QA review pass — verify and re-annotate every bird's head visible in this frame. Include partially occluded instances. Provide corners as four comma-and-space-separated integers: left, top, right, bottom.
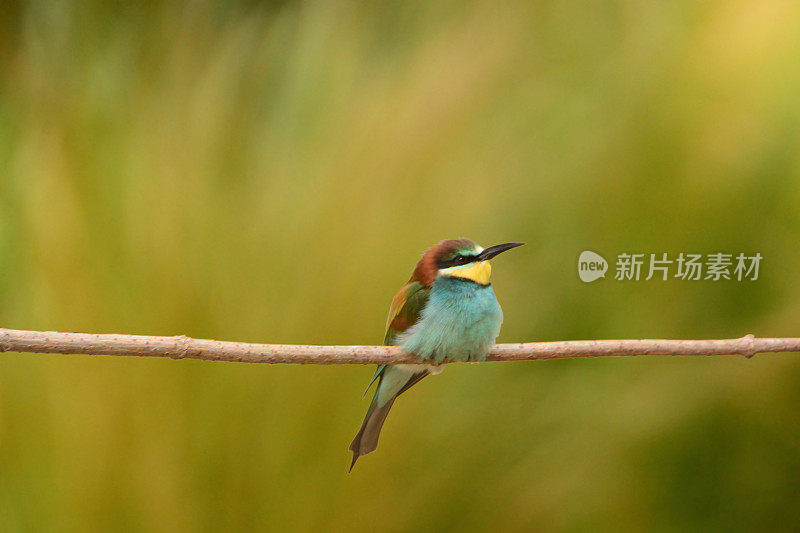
411, 239, 524, 286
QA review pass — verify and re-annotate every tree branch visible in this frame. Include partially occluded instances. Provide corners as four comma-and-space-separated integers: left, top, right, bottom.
0, 328, 797, 365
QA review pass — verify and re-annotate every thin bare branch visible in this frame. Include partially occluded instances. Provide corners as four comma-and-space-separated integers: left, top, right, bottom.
0, 328, 797, 365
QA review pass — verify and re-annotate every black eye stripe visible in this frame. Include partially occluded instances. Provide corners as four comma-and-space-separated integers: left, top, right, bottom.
437, 254, 478, 269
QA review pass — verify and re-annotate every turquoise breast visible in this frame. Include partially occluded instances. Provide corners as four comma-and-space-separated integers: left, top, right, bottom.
398, 275, 503, 363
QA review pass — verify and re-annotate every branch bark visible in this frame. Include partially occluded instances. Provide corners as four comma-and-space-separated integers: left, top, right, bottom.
0, 328, 797, 365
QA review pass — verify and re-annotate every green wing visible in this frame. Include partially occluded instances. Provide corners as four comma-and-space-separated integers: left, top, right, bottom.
383, 281, 430, 346
352, 281, 432, 466
363, 281, 430, 394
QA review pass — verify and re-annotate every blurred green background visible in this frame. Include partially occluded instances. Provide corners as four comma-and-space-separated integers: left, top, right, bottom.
1, 0, 800, 531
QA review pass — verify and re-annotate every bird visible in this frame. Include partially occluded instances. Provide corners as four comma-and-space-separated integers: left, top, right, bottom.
349, 238, 524, 470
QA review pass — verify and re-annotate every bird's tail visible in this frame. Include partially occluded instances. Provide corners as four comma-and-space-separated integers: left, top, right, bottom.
349, 365, 429, 471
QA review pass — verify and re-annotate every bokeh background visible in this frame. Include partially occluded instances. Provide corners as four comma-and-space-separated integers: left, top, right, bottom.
1, 1, 800, 531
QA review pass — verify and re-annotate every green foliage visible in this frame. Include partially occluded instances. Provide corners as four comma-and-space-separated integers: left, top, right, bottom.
1, 1, 800, 530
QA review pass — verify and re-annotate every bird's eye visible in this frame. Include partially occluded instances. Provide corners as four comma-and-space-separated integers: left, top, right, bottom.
454, 255, 466, 264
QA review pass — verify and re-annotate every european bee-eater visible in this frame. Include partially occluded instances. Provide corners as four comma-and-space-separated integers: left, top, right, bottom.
349, 238, 524, 470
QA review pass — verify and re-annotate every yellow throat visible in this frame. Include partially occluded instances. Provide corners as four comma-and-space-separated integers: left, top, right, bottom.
443, 260, 492, 285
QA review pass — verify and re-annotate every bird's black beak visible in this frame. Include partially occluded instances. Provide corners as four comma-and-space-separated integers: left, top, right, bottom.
477, 242, 525, 261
